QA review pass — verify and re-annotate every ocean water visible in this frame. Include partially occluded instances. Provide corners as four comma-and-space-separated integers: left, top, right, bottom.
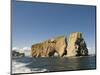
12, 55, 96, 74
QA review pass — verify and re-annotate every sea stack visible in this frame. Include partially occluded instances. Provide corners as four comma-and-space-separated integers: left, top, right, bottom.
67, 32, 88, 56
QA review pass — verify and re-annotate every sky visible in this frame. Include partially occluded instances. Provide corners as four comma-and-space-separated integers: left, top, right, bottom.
12, 0, 96, 54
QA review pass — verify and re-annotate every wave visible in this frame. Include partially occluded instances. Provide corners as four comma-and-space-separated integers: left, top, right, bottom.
12, 60, 48, 74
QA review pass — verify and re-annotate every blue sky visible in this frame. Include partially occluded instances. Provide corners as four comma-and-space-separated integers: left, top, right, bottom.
12, 1, 96, 54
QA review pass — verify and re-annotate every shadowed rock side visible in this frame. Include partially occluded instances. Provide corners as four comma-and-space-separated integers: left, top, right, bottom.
67, 32, 88, 57
31, 36, 67, 57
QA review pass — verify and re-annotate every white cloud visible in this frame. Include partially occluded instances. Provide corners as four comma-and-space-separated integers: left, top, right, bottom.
12, 47, 31, 51
88, 47, 91, 50
12, 47, 19, 50
87, 47, 95, 54
22, 47, 31, 50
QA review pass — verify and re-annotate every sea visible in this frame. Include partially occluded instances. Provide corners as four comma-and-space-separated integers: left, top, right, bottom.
12, 55, 96, 74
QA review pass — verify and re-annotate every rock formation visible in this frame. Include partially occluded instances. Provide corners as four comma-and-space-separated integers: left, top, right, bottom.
67, 32, 88, 56
31, 36, 67, 57
31, 32, 88, 57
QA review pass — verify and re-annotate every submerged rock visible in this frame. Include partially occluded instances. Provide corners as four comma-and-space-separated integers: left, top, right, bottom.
31, 36, 67, 57
67, 32, 88, 56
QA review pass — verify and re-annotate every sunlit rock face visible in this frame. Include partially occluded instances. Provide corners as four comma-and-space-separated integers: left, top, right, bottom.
67, 32, 88, 57
31, 36, 67, 57
31, 32, 88, 57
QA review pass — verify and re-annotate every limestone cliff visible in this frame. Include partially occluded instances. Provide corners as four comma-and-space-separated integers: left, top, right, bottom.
31, 32, 88, 57
67, 32, 88, 56
31, 36, 67, 57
